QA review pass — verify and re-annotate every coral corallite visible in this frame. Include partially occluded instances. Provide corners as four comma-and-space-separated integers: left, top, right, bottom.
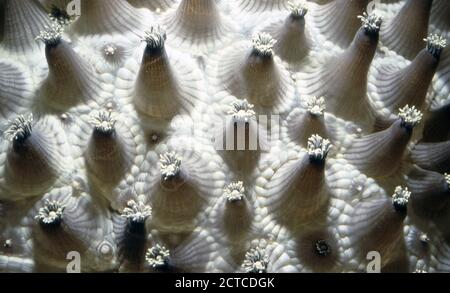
0, 0, 449, 273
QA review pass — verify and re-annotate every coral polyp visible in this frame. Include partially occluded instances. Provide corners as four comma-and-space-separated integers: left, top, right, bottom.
315, 240, 331, 257
242, 247, 269, 273
121, 199, 152, 224
159, 152, 182, 181
90, 110, 117, 134
227, 99, 256, 123
424, 33, 447, 58
4, 114, 33, 143
224, 181, 246, 202
35, 199, 65, 225
398, 105, 423, 129
145, 244, 170, 270
307, 134, 332, 162
251, 32, 277, 57
35, 22, 64, 46
392, 186, 411, 212
306, 96, 326, 116
288, 1, 308, 18
0, 0, 449, 273
358, 12, 382, 35
142, 26, 167, 49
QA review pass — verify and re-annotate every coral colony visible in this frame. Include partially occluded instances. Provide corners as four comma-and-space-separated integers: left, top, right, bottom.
0, 0, 449, 273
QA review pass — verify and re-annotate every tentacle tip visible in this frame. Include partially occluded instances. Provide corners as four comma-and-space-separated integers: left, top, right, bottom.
145, 244, 170, 270
419, 233, 430, 244
242, 247, 268, 273
159, 152, 182, 180
315, 240, 331, 256
35, 199, 66, 225
90, 110, 117, 134
306, 96, 326, 116
227, 99, 256, 123
142, 26, 167, 49
4, 239, 12, 249
252, 32, 277, 57
398, 105, 423, 129
224, 181, 246, 202
424, 33, 447, 58
288, 1, 308, 18
35, 22, 64, 46
358, 12, 382, 35
392, 186, 410, 212
4, 114, 33, 143
104, 45, 117, 57
307, 134, 332, 162
121, 200, 152, 224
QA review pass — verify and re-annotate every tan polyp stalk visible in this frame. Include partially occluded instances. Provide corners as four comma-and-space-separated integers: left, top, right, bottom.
381, 0, 433, 60
71, 0, 144, 35
169, 0, 221, 41
134, 46, 179, 120
288, 110, 327, 146
223, 199, 251, 243
408, 168, 450, 220
86, 130, 129, 187
377, 49, 440, 112
314, 0, 369, 48
275, 13, 310, 65
345, 119, 413, 179
5, 126, 58, 196
307, 27, 378, 126
278, 155, 328, 226
41, 40, 97, 110
354, 198, 406, 264
240, 53, 280, 108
